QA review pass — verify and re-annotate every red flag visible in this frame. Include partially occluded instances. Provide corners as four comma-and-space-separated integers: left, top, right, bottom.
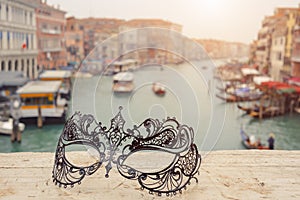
22, 42, 26, 49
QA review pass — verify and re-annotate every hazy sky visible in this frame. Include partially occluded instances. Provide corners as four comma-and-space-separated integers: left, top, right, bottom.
47, 0, 299, 44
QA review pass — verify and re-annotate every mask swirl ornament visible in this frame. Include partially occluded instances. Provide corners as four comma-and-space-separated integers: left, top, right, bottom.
52, 106, 201, 196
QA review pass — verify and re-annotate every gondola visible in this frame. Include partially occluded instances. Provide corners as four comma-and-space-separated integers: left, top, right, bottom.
240, 129, 269, 150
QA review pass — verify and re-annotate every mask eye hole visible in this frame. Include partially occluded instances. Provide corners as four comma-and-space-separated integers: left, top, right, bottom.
64, 144, 102, 167
122, 150, 176, 173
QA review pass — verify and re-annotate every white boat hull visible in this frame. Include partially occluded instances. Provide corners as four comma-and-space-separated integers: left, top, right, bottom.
0, 118, 25, 135
19, 107, 65, 118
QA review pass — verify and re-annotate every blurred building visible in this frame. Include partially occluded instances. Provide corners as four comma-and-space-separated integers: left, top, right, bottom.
65, 17, 124, 65
255, 6, 300, 80
26, 0, 67, 70
270, 17, 287, 81
196, 39, 249, 59
275, 7, 300, 81
292, 23, 300, 78
249, 40, 257, 64
118, 19, 183, 64
255, 16, 277, 74
65, 17, 84, 66
0, 0, 38, 79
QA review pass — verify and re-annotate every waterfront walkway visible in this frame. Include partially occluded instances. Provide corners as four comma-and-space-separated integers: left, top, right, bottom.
0, 151, 299, 199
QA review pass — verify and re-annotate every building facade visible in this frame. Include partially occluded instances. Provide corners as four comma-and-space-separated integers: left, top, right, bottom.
26, 0, 67, 70
255, 16, 277, 74
0, 0, 38, 79
65, 17, 125, 65
270, 17, 287, 81
275, 8, 300, 80
292, 24, 300, 78
254, 6, 300, 79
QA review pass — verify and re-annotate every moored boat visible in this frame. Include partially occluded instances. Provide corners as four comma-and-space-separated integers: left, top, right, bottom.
249, 106, 281, 118
0, 118, 25, 136
16, 81, 67, 123
39, 70, 72, 100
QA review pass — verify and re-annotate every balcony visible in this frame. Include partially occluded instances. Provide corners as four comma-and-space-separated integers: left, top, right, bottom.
41, 29, 62, 35
291, 56, 300, 63
294, 37, 300, 43
42, 47, 63, 52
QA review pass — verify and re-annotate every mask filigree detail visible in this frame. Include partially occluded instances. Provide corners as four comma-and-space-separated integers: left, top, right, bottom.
52, 106, 201, 196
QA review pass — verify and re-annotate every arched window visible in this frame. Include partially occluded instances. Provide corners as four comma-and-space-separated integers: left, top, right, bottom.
15, 60, 18, 71
32, 59, 35, 78
8, 60, 12, 71
1, 61, 5, 71
26, 59, 30, 78
21, 59, 24, 71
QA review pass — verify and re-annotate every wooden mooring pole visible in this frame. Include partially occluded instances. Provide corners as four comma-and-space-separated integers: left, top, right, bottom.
37, 105, 43, 128
11, 118, 21, 143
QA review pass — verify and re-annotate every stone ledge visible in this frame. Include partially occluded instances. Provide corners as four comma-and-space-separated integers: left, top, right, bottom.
0, 150, 299, 199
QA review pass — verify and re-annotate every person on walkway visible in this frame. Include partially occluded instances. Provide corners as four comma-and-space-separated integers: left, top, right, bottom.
268, 133, 275, 150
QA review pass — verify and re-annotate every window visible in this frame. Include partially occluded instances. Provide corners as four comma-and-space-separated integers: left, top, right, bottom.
0, 31, 2, 49
280, 38, 284, 45
30, 12, 33, 25
25, 11, 27, 24
1, 61, 5, 71
8, 60, 12, 71
7, 31, 10, 49
42, 24, 47, 30
6, 5, 9, 20
15, 60, 18, 71
277, 52, 282, 61
31, 34, 34, 49
21, 59, 24, 71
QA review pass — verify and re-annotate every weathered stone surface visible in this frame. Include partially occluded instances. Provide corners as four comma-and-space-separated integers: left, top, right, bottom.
0, 150, 299, 199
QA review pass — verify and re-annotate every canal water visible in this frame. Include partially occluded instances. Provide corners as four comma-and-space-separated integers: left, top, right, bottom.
0, 61, 299, 152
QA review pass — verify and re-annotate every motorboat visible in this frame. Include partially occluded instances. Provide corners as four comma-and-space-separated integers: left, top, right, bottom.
112, 72, 134, 93
152, 82, 166, 96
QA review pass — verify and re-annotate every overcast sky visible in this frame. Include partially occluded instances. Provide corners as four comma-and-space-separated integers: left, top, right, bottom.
47, 0, 299, 44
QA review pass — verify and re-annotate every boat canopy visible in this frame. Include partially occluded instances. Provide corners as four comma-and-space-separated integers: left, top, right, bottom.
17, 81, 62, 94
39, 70, 72, 79
113, 72, 134, 82
241, 68, 260, 76
112, 59, 137, 66
253, 76, 272, 85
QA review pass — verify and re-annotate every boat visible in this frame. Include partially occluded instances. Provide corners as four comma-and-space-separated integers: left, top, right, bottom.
216, 86, 262, 102
0, 118, 25, 136
152, 82, 166, 96
112, 72, 134, 93
237, 104, 263, 114
39, 70, 72, 100
216, 94, 237, 102
16, 81, 67, 123
237, 104, 253, 114
240, 129, 269, 150
249, 106, 281, 118
110, 59, 139, 74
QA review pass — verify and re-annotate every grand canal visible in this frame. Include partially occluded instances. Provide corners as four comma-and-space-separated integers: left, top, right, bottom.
0, 61, 299, 152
